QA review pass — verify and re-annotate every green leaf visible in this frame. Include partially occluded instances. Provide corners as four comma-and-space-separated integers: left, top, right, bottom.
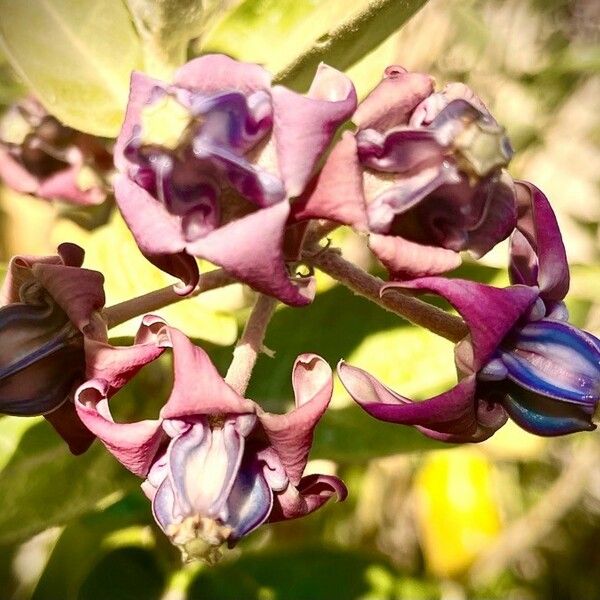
126, 0, 227, 77
0, 0, 142, 137
188, 546, 403, 600
0, 416, 137, 545
274, 0, 429, 90
32, 494, 154, 600
201, 0, 347, 74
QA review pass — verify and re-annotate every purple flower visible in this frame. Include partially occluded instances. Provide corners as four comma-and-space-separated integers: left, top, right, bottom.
76, 319, 346, 562
293, 67, 517, 278
0, 99, 111, 205
114, 54, 356, 300
0, 243, 106, 453
338, 184, 599, 439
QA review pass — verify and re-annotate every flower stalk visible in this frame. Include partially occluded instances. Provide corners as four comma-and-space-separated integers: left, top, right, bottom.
306, 246, 468, 343
103, 269, 237, 329
225, 294, 278, 395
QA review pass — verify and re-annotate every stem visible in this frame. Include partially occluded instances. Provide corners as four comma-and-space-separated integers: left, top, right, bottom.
307, 247, 468, 343
103, 269, 237, 329
224, 294, 278, 395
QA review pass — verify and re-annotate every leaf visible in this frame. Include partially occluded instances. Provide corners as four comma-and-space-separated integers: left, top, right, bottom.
0, 416, 137, 545
126, 0, 227, 77
0, 0, 142, 137
32, 494, 154, 600
201, 0, 358, 75
274, 0, 429, 90
188, 546, 401, 600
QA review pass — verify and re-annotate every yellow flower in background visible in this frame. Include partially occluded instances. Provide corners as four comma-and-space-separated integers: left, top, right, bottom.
413, 447, 502, 579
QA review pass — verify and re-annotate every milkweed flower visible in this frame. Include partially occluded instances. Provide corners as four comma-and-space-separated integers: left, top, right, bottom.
293, 66, 517, 278
0, 99, 111, 205
114, 54, 356, 300
76, 318, 346, 562
338, 184, 599, 439
0, 243, 105, 453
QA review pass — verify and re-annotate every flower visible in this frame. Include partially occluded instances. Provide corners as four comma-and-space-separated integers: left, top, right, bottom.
114, 54, 356, 300
76, 318, 346, 562
293, 67, 517, 278
338, 184, 599, 439
0, 99, 111, 205
0, 243, 106, 453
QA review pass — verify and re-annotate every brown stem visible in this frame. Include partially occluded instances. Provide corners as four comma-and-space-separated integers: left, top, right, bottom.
306, 247, 468, 343
224, 294, 278, 395
103, 269, 237, 329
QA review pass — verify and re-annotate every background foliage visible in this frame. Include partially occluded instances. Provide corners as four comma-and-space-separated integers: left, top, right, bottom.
0, 0, 598, 598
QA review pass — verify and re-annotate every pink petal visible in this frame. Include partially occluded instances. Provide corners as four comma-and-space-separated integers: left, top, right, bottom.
289, 132, 368, 230
186, 201, 312, 306
114, 71, 166, 171
272, 64, 356, 197
259, 354, 333, 485
76, 378, 164, 476
85, 316, 168, 393
32, 263, 105, 335
384, 278, 539, 370
369, 233, 462, 279
161, 327, 255, 419
353, 67, 434, 131
338, 361, 479, 433
173, 54, 271, 95
269, 474, 347, 521
37, 165, 106, 206
114, 175, 199, 295
0, 146, 39, 193
511, 181, 569, 301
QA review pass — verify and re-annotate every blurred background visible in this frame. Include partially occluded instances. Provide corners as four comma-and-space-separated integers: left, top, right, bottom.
0, 0, 598, 598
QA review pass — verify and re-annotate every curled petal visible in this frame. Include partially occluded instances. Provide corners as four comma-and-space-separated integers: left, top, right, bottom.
384, 278, 540, 370
270, 474, 347, 522
0, 146, 39, 194
338, 361, 483, 440
353, 68, 434, 131
510, 181, 569, 301
75, 378, 164, 476
272, 63, 357, 197
186, 201, 312, 306
289, 132, 368, 230
161, 327, 255, 419
259, 354, 333, 485
173, 54, 271, 96
369, 233, 462, 279
32, 264, 105, 336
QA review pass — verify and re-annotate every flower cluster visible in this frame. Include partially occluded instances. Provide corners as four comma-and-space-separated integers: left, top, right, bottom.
0, 55, 597, 561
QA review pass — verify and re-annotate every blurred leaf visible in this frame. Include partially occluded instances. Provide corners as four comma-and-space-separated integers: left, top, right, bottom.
274, 0, 428, 90
201, 0, 357, 74
312, 405, 447, 462
188, 546, 400, 600
78, 547, 165, 600
126, 0, 228, 77
0, 417, 137, 545
52, 212, 242, 345
0, 0, 142, 137
33, 494, 153, 600
413, 448, 502, 578
202, 0, 428, 91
